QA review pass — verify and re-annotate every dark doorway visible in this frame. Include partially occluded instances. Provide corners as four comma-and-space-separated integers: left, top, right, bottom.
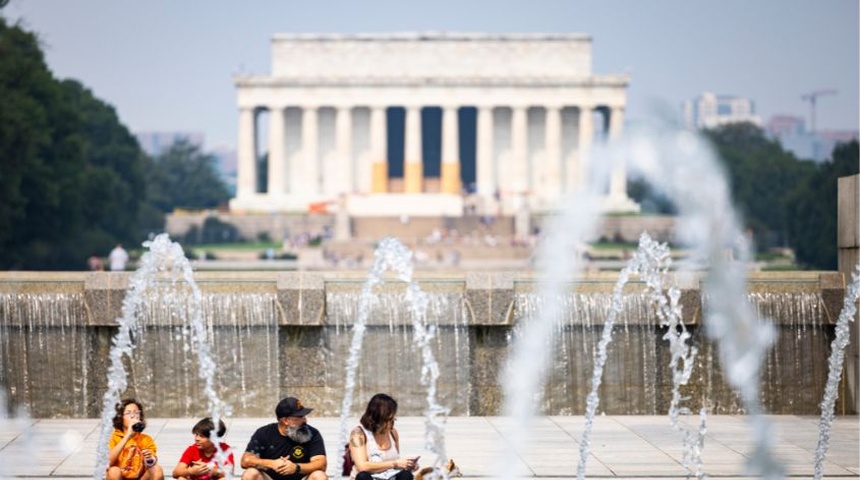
458, 107, 477, 192
386, 106, 405, 178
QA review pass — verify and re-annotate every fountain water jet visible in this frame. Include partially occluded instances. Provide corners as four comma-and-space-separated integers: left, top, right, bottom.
337, 238, 450, 477
576, 232, 705, 480
93, 234, 230, 479
813, 262, 860, 480
501, 121, 782, 479
635, 234, 705, 479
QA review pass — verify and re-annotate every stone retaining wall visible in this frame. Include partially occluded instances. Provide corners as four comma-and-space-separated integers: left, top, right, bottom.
0, 271, 850, 418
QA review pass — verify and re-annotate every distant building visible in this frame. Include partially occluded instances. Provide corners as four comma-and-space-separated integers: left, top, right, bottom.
683, 92, 761, 130
136, 131, 205, 157
231, 32, 638, 216
767, 115, 806, 137
765, 114, 858, 162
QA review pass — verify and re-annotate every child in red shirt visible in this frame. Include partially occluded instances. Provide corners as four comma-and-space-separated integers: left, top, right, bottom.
173, 417, 234, 480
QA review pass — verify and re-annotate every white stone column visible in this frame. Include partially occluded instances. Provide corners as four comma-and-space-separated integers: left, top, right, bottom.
511, 106, 528, 194
476, 106, 495, 197
404, 106, 423, 193
575, 105, 594, 193
608, 106, 626, 198
267, 106, 286, 196
544, 105, 562, 198
336, 106, 353, 194
370, 106, 388, 193
236, 107, 257, 199
300, 106, 319, 197
441, 106, 460, 194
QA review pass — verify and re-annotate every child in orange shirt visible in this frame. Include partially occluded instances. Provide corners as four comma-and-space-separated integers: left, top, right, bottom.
107, 398, 164, 480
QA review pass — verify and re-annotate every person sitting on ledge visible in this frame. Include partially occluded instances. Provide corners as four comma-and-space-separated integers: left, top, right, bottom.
106, 398, 165, 480
173, 417, 234, 480
348, 393, 419, 480
240, 396, 328, 480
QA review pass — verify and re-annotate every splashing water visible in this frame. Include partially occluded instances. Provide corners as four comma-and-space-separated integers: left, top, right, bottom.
94, 234, 230, 479
813, 261, 860, 480
501, 121, 782, 480
608, 124, 780, 478
338, 237, 449, 476
575, 232, 705, 479
576, 234, 648, 480
635, 233, 705, 479
406, 270, 451, 472
498, 188, 602, 479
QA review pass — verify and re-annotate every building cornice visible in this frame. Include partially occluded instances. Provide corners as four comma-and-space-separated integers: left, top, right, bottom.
271, 32, 592, 42
234, 75, 629, 89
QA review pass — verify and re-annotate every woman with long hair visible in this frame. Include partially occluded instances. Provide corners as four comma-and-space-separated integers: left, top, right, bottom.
348, 393, 419, 480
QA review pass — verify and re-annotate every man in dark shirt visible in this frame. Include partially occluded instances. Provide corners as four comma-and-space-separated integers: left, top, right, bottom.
241, 397, 328, 480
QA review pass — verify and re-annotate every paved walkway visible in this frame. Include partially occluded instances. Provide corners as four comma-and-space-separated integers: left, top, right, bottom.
1, 416, 857, 479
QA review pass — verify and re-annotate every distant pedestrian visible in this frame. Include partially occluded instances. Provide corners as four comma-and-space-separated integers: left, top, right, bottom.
88, 254, 104, 271
109, 243, 129, 271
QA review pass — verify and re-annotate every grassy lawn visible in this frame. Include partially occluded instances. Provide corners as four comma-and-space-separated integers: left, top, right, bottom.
590, 241, 639, 250
191, 241, 283, 251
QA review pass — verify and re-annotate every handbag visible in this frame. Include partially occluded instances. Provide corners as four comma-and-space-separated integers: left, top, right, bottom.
342, 443, 353, 476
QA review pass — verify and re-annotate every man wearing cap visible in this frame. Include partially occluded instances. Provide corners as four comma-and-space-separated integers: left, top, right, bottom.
241, 397, 328, 480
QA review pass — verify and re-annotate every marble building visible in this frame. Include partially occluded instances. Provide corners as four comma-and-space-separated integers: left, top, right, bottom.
230, 33, 638, 216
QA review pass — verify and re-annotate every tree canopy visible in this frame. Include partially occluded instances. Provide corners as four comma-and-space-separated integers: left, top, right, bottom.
701, 123, 857, 269
784, 140, 859, 269
0, 17, 233, 269
146, 139, 231, 213
0, 18, 152, 268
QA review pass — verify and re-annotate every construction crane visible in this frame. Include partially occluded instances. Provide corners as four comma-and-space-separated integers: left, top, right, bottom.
801, 89, 837, 133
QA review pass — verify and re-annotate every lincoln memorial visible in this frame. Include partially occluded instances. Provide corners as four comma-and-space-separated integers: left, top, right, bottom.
230, 33, 639, 217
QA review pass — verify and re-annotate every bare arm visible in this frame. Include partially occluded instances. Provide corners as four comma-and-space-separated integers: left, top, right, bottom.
298, 454, 327, 475
241, 452, 273, 471
108, 427, 134, 466
172, 461, 190, 479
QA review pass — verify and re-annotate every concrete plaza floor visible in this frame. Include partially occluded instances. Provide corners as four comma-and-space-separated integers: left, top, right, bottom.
1, 415, 857, 479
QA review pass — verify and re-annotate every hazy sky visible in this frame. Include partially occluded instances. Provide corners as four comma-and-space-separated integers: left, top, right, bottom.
6, 0, 859, 149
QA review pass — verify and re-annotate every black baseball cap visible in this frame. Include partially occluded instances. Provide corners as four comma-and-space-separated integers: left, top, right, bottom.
276, 396, 313, 418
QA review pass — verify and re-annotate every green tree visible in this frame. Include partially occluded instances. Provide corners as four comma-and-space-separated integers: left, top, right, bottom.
627, 177, 677, 214
0, 18, 86, 268
60, 79, 157, 251
147, 139, 230, 212
702, 122, 814, 250
785, 140, 859, 269
0, 17, 153, 269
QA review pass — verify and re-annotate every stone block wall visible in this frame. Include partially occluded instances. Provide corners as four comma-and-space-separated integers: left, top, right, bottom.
0, 270, 849, 418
